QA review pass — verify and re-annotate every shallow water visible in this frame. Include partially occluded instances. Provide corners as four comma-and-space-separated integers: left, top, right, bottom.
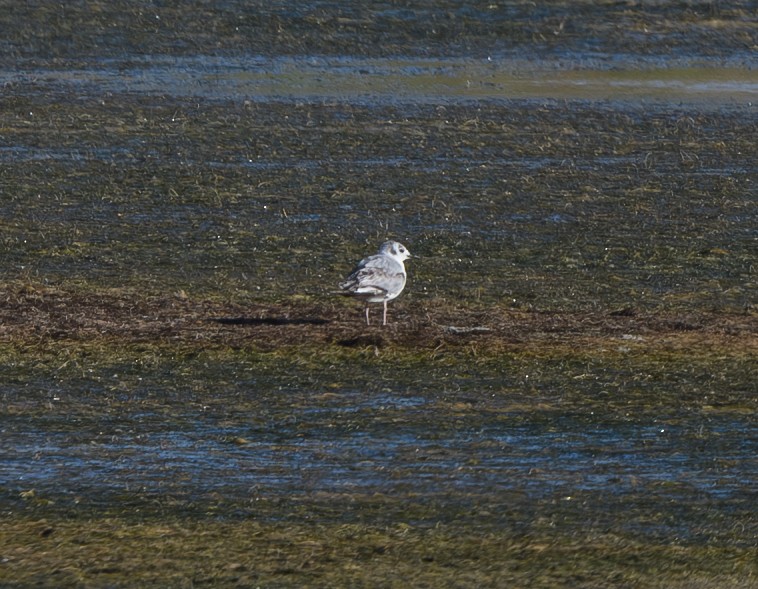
2, 345, 756, 548
6, 56, 757, 104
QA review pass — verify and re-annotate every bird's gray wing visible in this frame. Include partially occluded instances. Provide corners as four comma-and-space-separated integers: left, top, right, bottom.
340, 255, 404, 295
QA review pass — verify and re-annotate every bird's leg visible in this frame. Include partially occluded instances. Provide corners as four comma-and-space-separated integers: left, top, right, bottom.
382, 300, 388, 326
365, 304, 371, 325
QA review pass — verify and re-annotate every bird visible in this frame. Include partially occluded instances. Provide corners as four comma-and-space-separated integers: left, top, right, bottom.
338, 241, 411, 326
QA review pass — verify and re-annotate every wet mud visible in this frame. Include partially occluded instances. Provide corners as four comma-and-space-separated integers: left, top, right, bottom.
1, 1, 757, 588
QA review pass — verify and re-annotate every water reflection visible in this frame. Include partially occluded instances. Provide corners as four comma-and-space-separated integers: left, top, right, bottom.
4, 56, 757, 104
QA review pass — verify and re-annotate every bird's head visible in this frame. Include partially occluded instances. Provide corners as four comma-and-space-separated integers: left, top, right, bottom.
380, 241, 411, 262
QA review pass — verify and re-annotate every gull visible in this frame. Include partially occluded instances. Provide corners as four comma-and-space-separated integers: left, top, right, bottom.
339, 241, 411, 325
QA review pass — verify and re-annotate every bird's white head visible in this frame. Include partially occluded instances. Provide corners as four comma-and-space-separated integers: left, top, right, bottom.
379, 240, 411, 262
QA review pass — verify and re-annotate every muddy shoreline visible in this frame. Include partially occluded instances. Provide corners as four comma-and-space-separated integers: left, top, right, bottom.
1, 282, 756, 351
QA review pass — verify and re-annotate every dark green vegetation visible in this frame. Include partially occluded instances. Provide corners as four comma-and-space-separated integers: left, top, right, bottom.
1, 1, 757, 587
1, 99, 754, 311
0, 0, 755, 61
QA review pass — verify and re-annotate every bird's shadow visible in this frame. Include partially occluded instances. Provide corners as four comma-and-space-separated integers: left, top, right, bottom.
211, 316, 329, 327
